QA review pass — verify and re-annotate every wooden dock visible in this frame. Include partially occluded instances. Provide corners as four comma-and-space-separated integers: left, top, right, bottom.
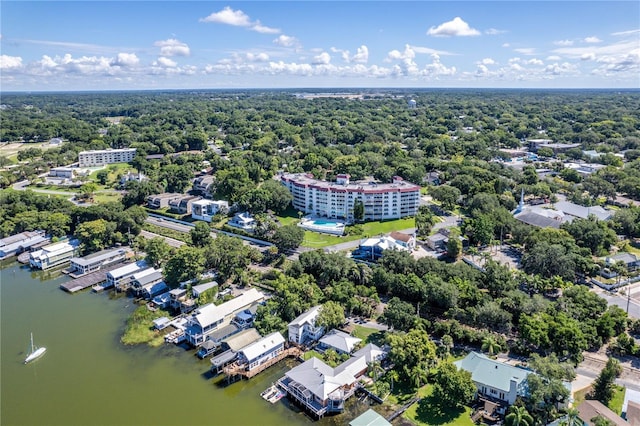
59, 262, 125, 293
223, 347, 302, 380
17, 252, 30, 264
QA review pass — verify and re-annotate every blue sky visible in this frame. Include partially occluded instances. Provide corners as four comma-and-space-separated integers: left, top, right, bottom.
1, 1, 639, 91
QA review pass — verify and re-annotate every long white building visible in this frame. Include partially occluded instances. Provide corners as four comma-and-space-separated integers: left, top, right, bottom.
29, 240, 80, 270
280, 173, 421, 222
78, 148, 136, 167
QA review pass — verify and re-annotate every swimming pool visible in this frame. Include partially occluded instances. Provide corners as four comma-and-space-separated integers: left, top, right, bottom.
298, 217, 346, 235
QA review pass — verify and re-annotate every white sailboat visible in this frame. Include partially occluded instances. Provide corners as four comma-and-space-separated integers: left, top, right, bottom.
24, 332, 46, 364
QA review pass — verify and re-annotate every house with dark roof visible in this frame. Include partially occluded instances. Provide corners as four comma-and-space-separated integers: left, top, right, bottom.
577, 400, 628, 426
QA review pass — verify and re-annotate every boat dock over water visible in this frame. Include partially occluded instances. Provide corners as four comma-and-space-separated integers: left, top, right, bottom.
59, 263, 124, 293
17, 252, 31, 264
261, 384, 285, 404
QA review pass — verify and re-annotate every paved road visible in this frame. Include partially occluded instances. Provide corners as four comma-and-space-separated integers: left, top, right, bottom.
591, 283, 640, 319
139, 230, 185, 248
145, 217, 194, 234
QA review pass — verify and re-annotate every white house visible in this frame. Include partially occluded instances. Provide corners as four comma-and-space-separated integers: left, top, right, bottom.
184, 288, 265, 346
318, 330, 362, 355
106, 261, 147, 290
288, 305, 325, 346
191, 199, 229, 222
0, 231, 49, 260
29, 240, 80, 270
236, 332, 286, 372
454, 352, 531, 406
227, 212, 256, 231
68, 248, 130, 276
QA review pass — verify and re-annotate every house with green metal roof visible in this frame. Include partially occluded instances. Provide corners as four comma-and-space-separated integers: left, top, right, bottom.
454, 352, 531, 406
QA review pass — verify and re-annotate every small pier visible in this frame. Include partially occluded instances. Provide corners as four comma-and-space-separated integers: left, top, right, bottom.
17, 252, 30, 264
223, 347, 302, 381
59, 263, 124, 293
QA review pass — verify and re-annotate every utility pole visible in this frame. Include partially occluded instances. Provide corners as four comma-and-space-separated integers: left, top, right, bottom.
627, 284, 631, 315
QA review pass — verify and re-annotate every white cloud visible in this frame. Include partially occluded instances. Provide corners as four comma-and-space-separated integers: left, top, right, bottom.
200, 7, 251, 26
352, 45, 369, 63
0, 55, 23, 70
502, 43, 510, 48
427, 17, 480, 37
485, 28, 507, 35
526, 58, 544, 66
313, 52, 331, 65
553, 40, 574, 46
479, 58, 495, 65
200, 7, 280, 34
330, 47, 351, 62
154, 38, 190, 57
273, 34, 299, 47
581, 52, 596, 61
544, 62, 578, 76
546, 55, 562, 61
611, 29, 640, 37
514, 48, 536, 55
552, 38, 639, 75
584, 36, 602, 43
251, 22, 280, 34
113, 53, 139, 67
410, 45, 454, 56
155, 57, 177, 67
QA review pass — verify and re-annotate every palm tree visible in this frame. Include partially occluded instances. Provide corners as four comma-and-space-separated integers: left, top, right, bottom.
481, 334, 502, 356
566, 407, 580, 426
388, 369, 400, 392
505, 406, 534, 426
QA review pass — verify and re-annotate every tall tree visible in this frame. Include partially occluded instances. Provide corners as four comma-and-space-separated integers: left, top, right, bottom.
431, 361, 476, 409
592, 358, 622, 405
505, 406, 534, 426
190, 221, 212, 248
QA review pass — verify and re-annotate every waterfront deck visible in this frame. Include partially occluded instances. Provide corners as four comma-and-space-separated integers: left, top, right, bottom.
17, 252, 30, 264
223, 347, 302, 380
59, 262, 125, 293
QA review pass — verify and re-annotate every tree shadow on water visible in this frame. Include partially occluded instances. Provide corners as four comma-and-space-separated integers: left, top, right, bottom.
415, 394, 465, 425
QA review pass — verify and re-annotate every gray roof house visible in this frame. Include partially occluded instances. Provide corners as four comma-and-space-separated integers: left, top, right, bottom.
236, 332, 286, 372
184, 288, 265, 346
454, 352, 531, 406
318, 330, 362, 355
288, 305, 325, 346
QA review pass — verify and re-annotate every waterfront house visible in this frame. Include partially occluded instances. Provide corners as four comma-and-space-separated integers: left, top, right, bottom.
130, 268, 166, 298
153, 317, 171, 330
454, 351, 531, 406
184, 288, 265, 346
227, 212, 256, 232
288, 305, 325, 346
197, 323, 242, 359
191, 199, 229, 222
0, 231, 49, 260
29, 240, 80, 270
168, 195, 202, 215
210, 329, 263, 373
278, 357, 361, 418
68, 247, 130, 276
318, 330, 362, 355
151, 292, 171, 309
236, 332, 285, 372
106, 261, 147, 290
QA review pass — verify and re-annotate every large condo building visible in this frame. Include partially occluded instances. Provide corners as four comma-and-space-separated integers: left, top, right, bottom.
280, 173, 421, 222
78, 148, 136, 167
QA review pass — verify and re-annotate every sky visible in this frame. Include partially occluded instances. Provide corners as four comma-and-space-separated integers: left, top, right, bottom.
1, 1, 639, 91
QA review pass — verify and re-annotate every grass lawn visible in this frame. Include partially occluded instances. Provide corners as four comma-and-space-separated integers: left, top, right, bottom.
303, 350, 324, 361
608, 385, 626, 415
352, 325, 386, 346
121, 305, 167, 347
93, 192, 122, 204
275, 208, 415, 248
89, 163, 132, 185
404, 384, 474, 426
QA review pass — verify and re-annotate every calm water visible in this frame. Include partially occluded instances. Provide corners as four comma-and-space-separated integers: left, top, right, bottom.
0, 262, 374, 426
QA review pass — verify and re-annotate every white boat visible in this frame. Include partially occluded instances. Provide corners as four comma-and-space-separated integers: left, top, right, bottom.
24, 332, 46, 364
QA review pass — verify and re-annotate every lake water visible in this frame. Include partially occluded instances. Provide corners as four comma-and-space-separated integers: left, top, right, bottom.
0, 262, 373, 426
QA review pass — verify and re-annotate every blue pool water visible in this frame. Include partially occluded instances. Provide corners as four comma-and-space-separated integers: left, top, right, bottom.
311, 220, 341, 227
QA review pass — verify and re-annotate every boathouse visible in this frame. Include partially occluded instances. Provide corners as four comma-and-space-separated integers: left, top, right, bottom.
209, 329, 262, 373
184, 288, 265, 346
29, 240, 80, 270
0, 231, 49, 260
106, 261, 147, 290
288, 305, 325, 346
130, 267, 164, 297
68, 248, 130, 276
